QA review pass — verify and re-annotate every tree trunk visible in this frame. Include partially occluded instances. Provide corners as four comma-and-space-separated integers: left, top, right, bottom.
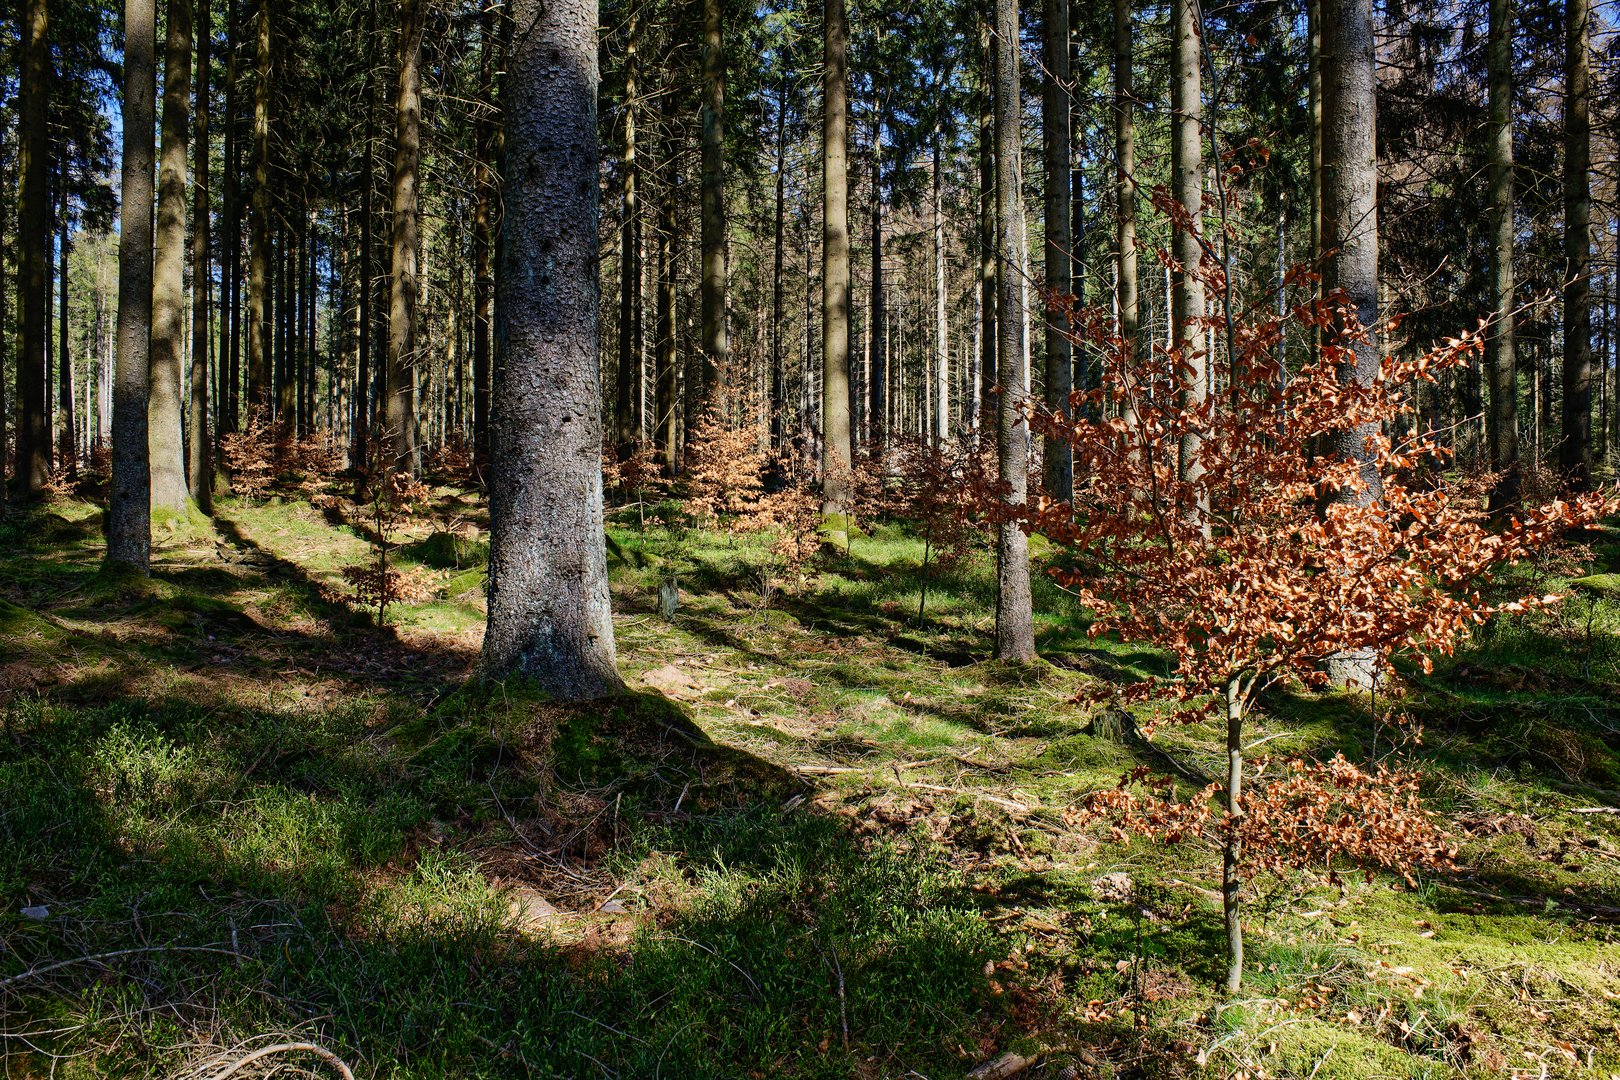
57, 218, 77, 476
1041, 0, 1071, 499
613, 1, 640, 464
1560, 0, 1591, 489
870, 114, 886, 447
822, 0, 852, 543
993, 0, 1036, 662
1321, 0, 1380, 690
771, 74, 789, 455
977, 18, 996, 437
353, 0, 377, 467
222, 0, 241, 435
386, 0, 423, 475
13, 0, 52, 498
150, 0, 194, 514
1114, 0, 1137, 370
934, 132, 950, 445
190, 0, 213, 510
1484, 0, 1518, 511
482, 0, 623, 700
700, 0, 726, 406
1170, 0, 1205, 499
1223, 679, 1245, 993
110, 0, 158, 570
246, 0, 271, 410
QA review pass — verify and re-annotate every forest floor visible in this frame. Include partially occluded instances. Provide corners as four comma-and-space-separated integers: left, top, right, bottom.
2, 483, 1620, 1079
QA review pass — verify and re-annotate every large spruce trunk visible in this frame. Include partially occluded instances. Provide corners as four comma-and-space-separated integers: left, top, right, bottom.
150, 0, 194, 514
481, 0, 623, 700
821, 0, 852, 541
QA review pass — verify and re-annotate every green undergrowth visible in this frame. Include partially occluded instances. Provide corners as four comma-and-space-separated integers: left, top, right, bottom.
2, 496, 1618, 1077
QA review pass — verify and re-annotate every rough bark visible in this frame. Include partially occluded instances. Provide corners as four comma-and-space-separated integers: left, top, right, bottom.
993, 0, 1036, 662
700, 0, 726, 404
1170, 0, 1206, 497
934, 132, 950, 445
1485, 0, 1518, 510
386, 0, 423, 475
190, 0, 213, 510
1560, 0, 1591, 488
1223, 682, 1245, 993
150, 0, 194, 514
1321, 0, 1380, 689
1040, 0, 1071, 499
870, 115, 886, 444
770, 74, 789, 453
613, 2, 640, 462
110, 0, 158, 571
1113, 0, 1136, 357
822, 0, 852, 542
57, 219, 77, 475
481, 0, 623, 700
977, 18, 996, 436
13, 0, 52, 498
246, 0, 271, 409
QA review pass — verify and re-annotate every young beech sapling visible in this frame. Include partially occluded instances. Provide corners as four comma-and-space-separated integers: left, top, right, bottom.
1029, 280, 1617, 993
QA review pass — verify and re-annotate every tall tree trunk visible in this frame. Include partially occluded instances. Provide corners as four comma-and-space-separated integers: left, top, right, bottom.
613, 2, 640, 462
870, 115, 886, 445
110, 0, 158, 570
770, 74, 788, 454
1321, 0, 1380, 692
934, 132, 950, 445
1485, 0, 1518, 510
699, 0, 726, 405
482, 0, 623, 700
246, 0, 271, 410
1041, 0, 1071, 498
150, 0, 193, 514
190, 0, 213, 510
386, 0, 423, 475
977, 17, 996, 436
222, 0, 241, 435
993, 0, 1036, 662
1560, 0, 1591, 488
13, 0, 52, 498
1170, 0, 1205, 500
655, 183, 677, 474
57, 217, 77, 475
822, 0, 852, 542
353, 0, 377, 467
1114, 0, 1137, 366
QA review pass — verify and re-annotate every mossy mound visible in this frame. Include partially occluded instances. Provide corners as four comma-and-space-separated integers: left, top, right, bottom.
403, 530, 489, 570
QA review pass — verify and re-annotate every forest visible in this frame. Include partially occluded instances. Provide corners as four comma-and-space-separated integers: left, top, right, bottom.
2, 0, 1620, 1072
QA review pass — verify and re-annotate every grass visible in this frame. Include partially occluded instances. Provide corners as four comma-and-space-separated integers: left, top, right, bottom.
2, 490, 1619, 1077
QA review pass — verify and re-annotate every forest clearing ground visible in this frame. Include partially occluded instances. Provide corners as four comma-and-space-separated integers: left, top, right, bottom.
2, 490, 1620, 1078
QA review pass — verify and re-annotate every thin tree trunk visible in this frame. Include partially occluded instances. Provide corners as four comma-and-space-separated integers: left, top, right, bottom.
1170, 0, 1205, 503
870, 113, 886, 446
353, 0, 377, 467
190, 0, 213, 509
1485, 0, 1518, 511
934, 132, 949, 445
57, 217, 77, 476
993, 0, 1035, 662
822, 0, 853, 542
246, 0, 271, 410
699, 0, 726, 405
977, 18, 996, 436
150, 0, 194, 514
110, 0, 158, 570
1114, 0, 1136, 366
613, 2, 640, 465
770, 74, 788, 454
13, 0, 52, 498
482, 0, 623, 699
1222, 680, 1245, 994
1321, 0, 1380, 691
1560, 0, 1591, 488
1041, 0, 1071, 498
385, 0, 423, 475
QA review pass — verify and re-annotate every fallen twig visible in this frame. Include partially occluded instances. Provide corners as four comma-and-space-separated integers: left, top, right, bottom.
207, 1041, 355, 1080
0, 946, 245, 992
